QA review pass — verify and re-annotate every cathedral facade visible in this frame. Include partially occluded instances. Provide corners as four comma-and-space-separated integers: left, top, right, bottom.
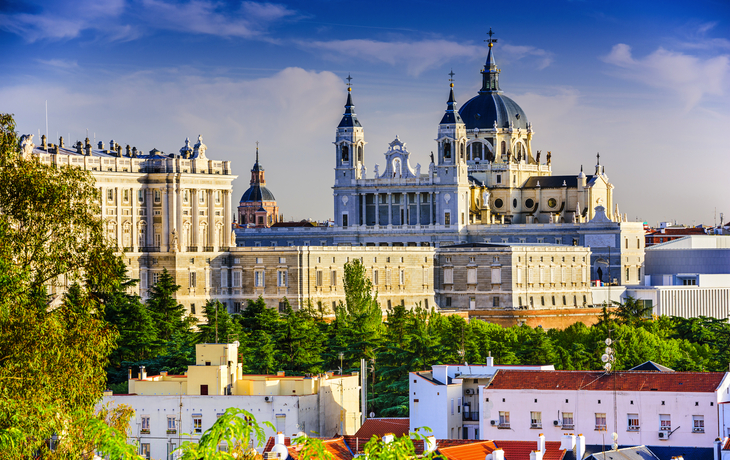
235, 37, 644, 289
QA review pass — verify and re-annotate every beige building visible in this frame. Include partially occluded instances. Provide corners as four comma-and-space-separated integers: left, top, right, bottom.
106, 343, 361, 458
435, 243, 593, 310
223, 246, 436, 313
28, 134, 236, 316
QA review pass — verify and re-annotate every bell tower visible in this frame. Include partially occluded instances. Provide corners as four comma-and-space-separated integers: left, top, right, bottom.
334, 75, 366, 185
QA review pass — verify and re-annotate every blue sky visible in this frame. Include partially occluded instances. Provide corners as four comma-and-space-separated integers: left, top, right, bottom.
1, 0, 729, 225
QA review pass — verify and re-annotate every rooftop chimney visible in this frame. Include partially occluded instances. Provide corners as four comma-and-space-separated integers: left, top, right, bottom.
59, 136, 64, 148
382, 433, 395, 444
576, 434, 585, 459
538, 433, 545, 454
41, 134, 47, 150
98, 141, 104, 150
126, 145, 131, 157
140, 365, 146, 379
492, 448, 504, 460
425, 436, 437, 453
75, 141, 83, 154
560, 433, 575, 451
276, 431, 285, 445
530, 450, 543, 460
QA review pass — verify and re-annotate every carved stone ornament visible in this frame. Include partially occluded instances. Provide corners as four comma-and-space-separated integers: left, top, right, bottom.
444, 193, 451, 204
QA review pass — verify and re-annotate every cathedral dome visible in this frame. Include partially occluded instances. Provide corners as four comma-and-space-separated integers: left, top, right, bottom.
240, 184, 276, 203
459, 93, 529, 130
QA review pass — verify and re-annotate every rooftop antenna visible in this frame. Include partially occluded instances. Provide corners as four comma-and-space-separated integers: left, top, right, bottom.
45, 100, 48, 140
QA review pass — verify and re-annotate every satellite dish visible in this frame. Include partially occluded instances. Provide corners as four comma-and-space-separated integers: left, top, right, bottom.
612, 443, 618, 450
604, 363, 612, 371
612, 432, 618, 441
605, 347, 613, 355
601, 354, 609, 363
605, 338, 612, 346
369, 412, 375, 418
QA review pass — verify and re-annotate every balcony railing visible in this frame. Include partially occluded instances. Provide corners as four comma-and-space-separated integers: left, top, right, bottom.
627, 426, 640, 431
498, 423, 510, 429
187, 246, 198, 252
463, 413, 479, 422
167, 429, 177, 435
140, 247, 161, 253
531, 423, 542, 429
562, 424, 574, 430
203, 246, 214, 252
140, 429, 150, 435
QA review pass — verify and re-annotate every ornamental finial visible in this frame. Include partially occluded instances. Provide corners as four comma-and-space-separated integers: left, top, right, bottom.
485, 28, 497, 48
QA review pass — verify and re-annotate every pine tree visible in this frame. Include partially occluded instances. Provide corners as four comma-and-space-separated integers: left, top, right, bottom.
147, 268, 189, 343
199, 299, 242, 344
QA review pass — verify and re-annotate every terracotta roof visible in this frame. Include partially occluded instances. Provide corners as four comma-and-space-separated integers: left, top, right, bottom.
488, 370, 725, 393
263, 436, 291, 453
355, 418, 410, 438
495, 441, 565, 460
289, 437, 353, 460
724, 438, 730, 450
439, 440, 498, 460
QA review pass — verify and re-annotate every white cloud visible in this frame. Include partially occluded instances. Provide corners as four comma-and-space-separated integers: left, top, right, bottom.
501, 44, 554, 70
602, 43, 730, 109
299, 39, 483, 76
0, 0, 296, 42
1, 66, 344, 221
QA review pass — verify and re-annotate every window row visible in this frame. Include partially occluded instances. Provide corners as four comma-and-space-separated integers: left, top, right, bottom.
104, 188, 224, 205
493, 411, 704, 433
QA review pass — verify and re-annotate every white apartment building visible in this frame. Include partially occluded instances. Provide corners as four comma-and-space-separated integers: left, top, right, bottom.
409, 359, 554, 440
102, 343, 361, 460
479, 369, 730, 452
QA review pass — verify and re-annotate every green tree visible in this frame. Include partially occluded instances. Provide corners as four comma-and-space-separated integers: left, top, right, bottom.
277, 299, 326, 374
0, 114, 140, 457
613, 296, 653, 327
199, 299, 243, 344
147, 268, 190, 342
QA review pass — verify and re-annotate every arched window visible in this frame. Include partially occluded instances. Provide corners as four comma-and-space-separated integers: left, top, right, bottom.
341, 145, 349, 162
460, 143, 465, 159
443, 142, 451, 159
501, 141, 506, 156
357, 145, 363, 162
472, 143, 482, 160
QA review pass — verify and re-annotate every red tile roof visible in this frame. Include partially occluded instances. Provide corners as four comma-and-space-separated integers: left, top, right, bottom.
439, 440, 498, 460
488, 370, 725, 393
354, 418, 410, 438
289, 437, 353, 460
724, 438, 730, 451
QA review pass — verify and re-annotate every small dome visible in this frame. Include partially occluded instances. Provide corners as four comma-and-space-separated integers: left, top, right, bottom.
240, 185, 276, 203
459, 93, 528, 131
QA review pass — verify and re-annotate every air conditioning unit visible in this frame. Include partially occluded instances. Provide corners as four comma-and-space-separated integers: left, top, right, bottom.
658, 431, 666, 439
490, 420, 496, 426
553, 420, 560, 426
265, 396, 274, 403
465, 389, 474, 395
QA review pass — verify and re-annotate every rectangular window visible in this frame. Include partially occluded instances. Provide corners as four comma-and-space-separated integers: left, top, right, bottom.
189, 271, 196, 288
167, 442, 177, 460
491, 267, 502, 284
254, 270, 265, 287
107, 188, 114, 201
627, 413, 640, 431
451, 398, 454, 415
152, 272, 160, 285
167, 416, 177, 434
660, 414, 671, 431
154, 190, 161, 203
199, 191, 205, 204
331, 270, 337, 286
232, 271, 241, 288
499, 411, 510, 428
385, 269, 391, 286
444, 268, 453, 284
138, 189, 144, 203
530, 411, 542, 428
373, 269, 379, 285
316, 270, 323, 287
123, 189, 129, 202
277, 270, 287, 287
141, 415, 150, 434
562, 412, 574, 429
233, 302, 241, 314
445, 297, 452, 307
193, 415, 203, 434
492, 297, 500, 307
220, 270, 228, 288
467, 268, 477, 284
444, 212, 451, 225
279, 257, 286, 263
595, 413, 607, 431
399, 269, 405, 285
140, 443, 151, 460
693, 415, 704, 433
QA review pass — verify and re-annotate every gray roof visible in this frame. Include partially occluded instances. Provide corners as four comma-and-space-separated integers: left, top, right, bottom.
459, 92, 528, 130
240, 185, 276, 203
629, 361, 675, 372
585, 446, 658, 460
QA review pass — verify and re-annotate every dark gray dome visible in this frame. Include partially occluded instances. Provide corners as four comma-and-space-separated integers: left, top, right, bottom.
240, 185, 276, 202
458, 93, 528, 130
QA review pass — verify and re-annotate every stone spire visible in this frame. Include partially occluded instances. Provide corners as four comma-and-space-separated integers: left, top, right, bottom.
440, 70, 463, 125
337, 75, 362, 128
480, 28, 501, 94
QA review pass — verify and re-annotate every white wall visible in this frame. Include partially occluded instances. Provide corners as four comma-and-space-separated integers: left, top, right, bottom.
480, 387, 725, 448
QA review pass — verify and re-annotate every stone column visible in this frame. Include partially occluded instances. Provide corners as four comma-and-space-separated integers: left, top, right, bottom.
208, 189, 215, 250
375, 193, 380, 226
430, 192, 434, 225
115, 187, 122, 250
223, 190, 232, 248
131, 187, 137, 252
387, 192, 392, 227
161, 187, 169, 252
361, 193, 366, 226
176, 182, 183, 249
416, 191, 421, 226
145, 189, 154, 248
192, 188, 199, 250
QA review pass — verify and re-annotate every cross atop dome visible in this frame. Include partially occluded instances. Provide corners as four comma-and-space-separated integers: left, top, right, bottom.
485, 27, 498, 48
